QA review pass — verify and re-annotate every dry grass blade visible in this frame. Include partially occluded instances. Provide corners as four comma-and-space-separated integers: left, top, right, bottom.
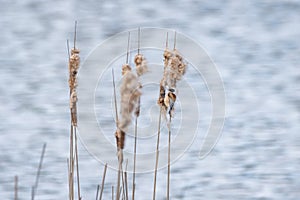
152, 108, 162, 200
68, 21, 81, 200
132, 117, 138, 200
31, 143, 47, 200
75, 128, 81, 200
124, 160, 129, 200
112, 68, 119, 126
96, 185, 100, 200
99, 163, 108, 200
153, 32, 170, 200
167, 118, 172, 200
14, 175, 18, 200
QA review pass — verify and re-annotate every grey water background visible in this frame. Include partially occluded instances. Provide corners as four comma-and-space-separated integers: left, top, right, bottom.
0, 0, 300, 199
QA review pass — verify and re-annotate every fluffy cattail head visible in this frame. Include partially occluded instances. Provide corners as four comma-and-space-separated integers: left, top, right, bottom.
119, 71, 141, 132
122, 64, 132, 75
134, 54, 148, 76
159, 47, 187, 118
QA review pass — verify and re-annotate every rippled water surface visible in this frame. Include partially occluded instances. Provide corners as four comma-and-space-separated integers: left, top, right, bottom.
1, 0, 300, 199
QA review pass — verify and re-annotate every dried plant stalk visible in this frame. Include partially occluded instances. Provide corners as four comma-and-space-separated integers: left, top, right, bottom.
99, 163, 107, 200
67, 22, 81, 200
14, 175, 18, 200
132, 31, 148, 199
156, 32, 187, 200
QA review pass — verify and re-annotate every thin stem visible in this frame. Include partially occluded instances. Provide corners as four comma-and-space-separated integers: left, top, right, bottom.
32, 143, 47, 200
112, 186, 114, 200
126, 32, 131, 64
99, 164, 108, 200
112, 68, 119, 126
31, 186, 35, 200
152, 108, 162, 200
173, 31, 177, 50
121, 165, 126, 200
132, 117, 138, 200
116, 145, 122, 199
166, 117, 172, 200
137, 27, 140, 55
74, 129, 81, 200
67, 39, 70, 62
96, 185, 100, 200
14, 175, 18, 200
113, 67, 122, 200
166, 32, 169, 49
67, 158, 71, 200
69, 125, 74, 200
124, 170, 128, 200
74, 21, 77, 50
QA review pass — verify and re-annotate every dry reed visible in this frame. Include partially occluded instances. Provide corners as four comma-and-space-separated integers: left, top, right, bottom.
132, 28, 148, 200
96, 185, 100, 200
67, 21, 81, 200
155, 31, 187, 200
14, 175, 18, 200
63, 27, 188, 200
153, 32, 170, 200
31, 143, 47, 200
99, 163, 108, 200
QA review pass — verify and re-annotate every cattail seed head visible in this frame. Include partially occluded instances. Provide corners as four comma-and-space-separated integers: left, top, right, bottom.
134, 54, 148, 76
119, 71, 141, 132
122, 64, 132, 75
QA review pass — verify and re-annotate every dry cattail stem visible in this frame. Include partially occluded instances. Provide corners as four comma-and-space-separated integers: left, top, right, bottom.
132, 29, 149, 199
67, 21, 81, 200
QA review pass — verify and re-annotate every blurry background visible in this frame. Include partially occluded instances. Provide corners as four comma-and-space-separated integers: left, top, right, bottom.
0, 0, 299, 199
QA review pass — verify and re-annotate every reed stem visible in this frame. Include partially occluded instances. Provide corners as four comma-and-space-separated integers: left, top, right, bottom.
32, 143, 47, 200
96, 185, 100, 200
74, 129, 81, 199
14, 175, 18, 200
99, 163, 108, 200
113, 68, 121, 200
152, 108, 162, 200
124, 171, 129, 200
132, 116, 138, 200
167, 117, 172, 200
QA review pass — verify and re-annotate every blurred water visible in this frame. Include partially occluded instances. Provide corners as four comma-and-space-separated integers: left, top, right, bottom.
0, 0, 300, 199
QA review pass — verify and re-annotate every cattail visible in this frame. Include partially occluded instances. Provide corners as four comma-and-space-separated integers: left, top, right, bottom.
67, 21, 81, 200
119, 69, 141, 133
134, 54, 148, 77
68, 49, 80, 90
134, 53, 148, 117
158, 48, 172, 110
115, 129, 126, 151
160, 48, 187, 118
68, 48, 80, 127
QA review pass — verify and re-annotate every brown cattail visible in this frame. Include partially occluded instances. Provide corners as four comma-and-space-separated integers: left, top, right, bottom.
115, 129, 126, 150
159, 46, 187, 118
158, 47, 173, 111
122, 64, 132, 75
119, 71, 141, 131
134, 53, 148, 117
134, 54, 148, 76
68, 48, 80, 126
